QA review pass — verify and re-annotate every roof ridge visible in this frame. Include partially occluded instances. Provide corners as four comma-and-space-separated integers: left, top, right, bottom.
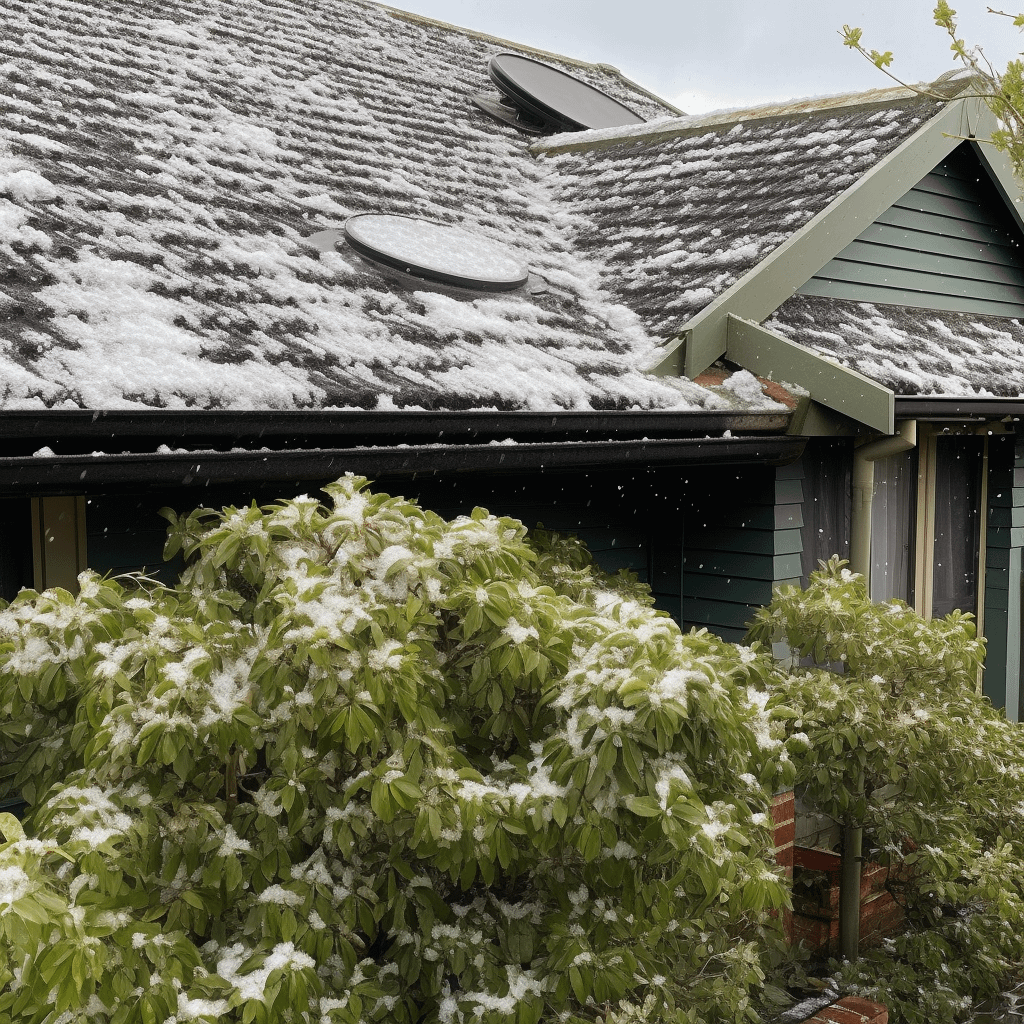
375, 1, 683, 115
533, 84, 940, 157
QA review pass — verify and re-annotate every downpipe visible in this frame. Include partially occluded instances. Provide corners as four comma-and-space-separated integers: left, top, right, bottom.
841, 421, 917, 962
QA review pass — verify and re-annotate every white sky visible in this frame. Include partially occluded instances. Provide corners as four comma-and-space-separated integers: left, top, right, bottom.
385, 0, 1024, 113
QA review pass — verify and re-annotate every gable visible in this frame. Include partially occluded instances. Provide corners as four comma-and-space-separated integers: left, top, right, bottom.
799, 142, 1024, 318
540, 99, 942, 343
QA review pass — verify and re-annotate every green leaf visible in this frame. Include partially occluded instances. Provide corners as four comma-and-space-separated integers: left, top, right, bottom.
0, 812, 25, 843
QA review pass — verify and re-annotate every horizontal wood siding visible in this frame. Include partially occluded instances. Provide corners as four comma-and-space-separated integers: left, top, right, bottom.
81, 469, 687, 621
799, 142, 1024, 316
86, 495, 183, 586
983, 433, 1023, 718
0, 498, 32, 602
682, 464, 803, 640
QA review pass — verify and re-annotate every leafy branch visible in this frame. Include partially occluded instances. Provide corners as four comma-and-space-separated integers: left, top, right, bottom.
842, 3, 1024, 179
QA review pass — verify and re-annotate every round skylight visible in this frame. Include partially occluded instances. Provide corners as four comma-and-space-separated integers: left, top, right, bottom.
343, 214, 529, 292
488, 53, 645, 132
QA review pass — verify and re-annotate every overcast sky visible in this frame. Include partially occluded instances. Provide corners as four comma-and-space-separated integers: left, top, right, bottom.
386, 0, 1024, 113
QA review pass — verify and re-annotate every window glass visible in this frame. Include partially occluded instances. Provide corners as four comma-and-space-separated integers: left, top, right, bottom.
799, 439, 852, 587
932, 435, 984, 618
870, 449, 917, 604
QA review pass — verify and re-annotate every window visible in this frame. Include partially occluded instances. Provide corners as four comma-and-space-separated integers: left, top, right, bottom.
931, 435, 984, 618
869, 448, 917, 604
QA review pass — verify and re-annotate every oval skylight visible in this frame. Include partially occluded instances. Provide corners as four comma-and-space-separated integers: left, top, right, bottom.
488, 53, 645, 132
343, 214, 529, 292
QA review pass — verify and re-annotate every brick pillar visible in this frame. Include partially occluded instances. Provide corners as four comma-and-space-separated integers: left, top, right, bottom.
771, 789, 795, 941
771, 789, 796, 877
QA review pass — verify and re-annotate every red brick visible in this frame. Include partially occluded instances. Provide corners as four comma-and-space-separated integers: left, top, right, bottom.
774, 819, 796, 848
836, 997, 888, 1024
774, 846, 794, 871
771, 790, 795, 826
794, 846, 841, 872
818, 1005, 867, 1024
802, 1001, 889, 1024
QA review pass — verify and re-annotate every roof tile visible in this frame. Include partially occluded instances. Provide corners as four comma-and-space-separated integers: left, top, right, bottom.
767, 293, 1024, 397
0, 0, 736, 412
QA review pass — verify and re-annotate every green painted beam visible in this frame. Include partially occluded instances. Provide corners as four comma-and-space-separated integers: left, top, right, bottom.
971, 110, 1024, 237
646, 98, 983, 379
725, 315, 895, 434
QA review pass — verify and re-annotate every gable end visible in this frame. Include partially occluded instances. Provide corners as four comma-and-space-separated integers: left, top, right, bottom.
799, 142, 1024, 318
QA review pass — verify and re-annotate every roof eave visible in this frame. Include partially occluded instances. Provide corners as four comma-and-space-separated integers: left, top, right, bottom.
0, 435, 806, 495
0, 408, 792, 450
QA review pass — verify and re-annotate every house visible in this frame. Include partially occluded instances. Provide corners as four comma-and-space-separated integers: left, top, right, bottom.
534, 76, 1024, 717
1, 2, 1023, 717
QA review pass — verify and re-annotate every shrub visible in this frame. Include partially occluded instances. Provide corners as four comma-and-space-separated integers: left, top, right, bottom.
0, 477, 790, 1024
751, 557, 1024, 1024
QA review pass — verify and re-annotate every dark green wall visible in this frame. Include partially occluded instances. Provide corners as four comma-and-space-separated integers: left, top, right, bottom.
0, 498, 32, 602
983, 431, 1024, 719
801, 142, 1024, 317
79, 467, 688, 622
682, 463, 803, 643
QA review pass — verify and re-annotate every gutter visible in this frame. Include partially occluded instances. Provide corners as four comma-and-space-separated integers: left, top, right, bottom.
850, 421, 918, 577
0, 409, 792, 456
0, 435, 806, 496
894, 397, 1024, 421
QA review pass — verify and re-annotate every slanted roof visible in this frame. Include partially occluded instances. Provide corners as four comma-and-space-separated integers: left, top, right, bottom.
537, 90, 943, 341
767, 293, 1024, 397
1, 0, 773, 415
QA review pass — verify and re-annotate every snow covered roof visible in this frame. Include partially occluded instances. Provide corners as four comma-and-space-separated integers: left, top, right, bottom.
5, 0, 990, 421
540, 94, 943, 342
0, 0, 744, 414
768, 293, 1024, 398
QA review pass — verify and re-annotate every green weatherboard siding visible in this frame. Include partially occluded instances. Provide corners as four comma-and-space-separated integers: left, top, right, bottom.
82, 471, 687, 623
800, 142, 1024, 317
984, 433, 1024, 721
682, 464, 804, 643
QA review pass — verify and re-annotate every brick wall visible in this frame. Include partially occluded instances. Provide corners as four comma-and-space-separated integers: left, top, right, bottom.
771, 789, 796, 938
788, 846, 905, 956
770, 791, 904, 955
772, 789, 796, 879
804, 997, 888, 1024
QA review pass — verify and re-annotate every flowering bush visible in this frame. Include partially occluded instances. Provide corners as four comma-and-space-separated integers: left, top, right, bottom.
752, 558, 1024, 1024
0, 477, 791, 1024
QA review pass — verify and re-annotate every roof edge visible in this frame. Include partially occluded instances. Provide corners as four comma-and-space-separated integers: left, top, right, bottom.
648, 96, 981, 379
377, 3, 683, 115
894, 396, 1024, 419
0, 436, 806, 494
0, 408, 791, 442
532, 85, 932, 157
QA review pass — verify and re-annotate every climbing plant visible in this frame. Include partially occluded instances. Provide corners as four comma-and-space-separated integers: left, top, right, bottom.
843, 3, 1024, 181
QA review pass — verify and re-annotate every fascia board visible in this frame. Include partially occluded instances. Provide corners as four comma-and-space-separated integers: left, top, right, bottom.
647, 97, 983, 379
726, 314, 894, 434
533, 89, 921, 158
970, 106, 1024, 235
